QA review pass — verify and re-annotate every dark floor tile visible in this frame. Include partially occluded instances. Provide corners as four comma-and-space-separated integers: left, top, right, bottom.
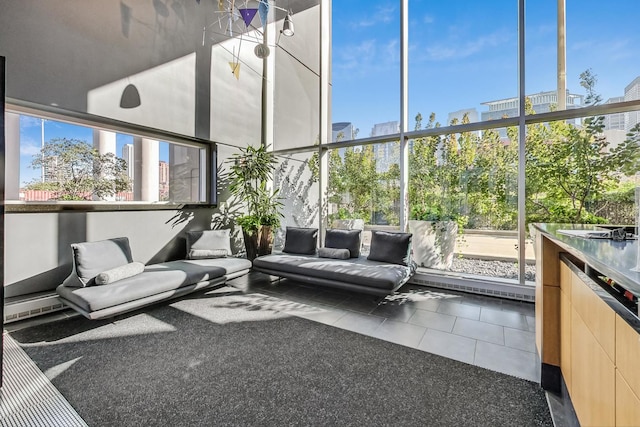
338, 294, 384, 314
452, 317, 505, 345
407, 309, 456, 332
474, 341, 539, 382
437, 301, 481, 320
370, 302, 417, 322
480, 307, 529, 330
418, 329, 477, 364
282, 284, 323, 301
500, 301, 536, 317
308, 289, 352, 306
371, 320, 427, 348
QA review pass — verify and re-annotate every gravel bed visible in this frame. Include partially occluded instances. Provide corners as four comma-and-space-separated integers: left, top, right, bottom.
449, 257, 536, 282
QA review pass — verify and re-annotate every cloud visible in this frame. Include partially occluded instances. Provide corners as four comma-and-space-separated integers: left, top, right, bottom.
20, 138, 42, 156
423, 14, 435, 24
20, 115, 43, 128
571, 38, 632, 61
333, 38, 400, 76
424, 29, 512, 61
355, 4, 397, 28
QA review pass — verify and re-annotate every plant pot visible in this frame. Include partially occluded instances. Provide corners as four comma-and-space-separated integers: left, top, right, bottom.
408, 219, 458, 269
242, 225, 274, 261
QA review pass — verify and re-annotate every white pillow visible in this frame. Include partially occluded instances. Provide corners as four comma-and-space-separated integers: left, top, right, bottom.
186, 229, 232, 259
188, 249, 228, 260
95, 262, 145, 285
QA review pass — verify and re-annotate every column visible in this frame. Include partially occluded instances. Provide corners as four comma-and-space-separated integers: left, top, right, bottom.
133, 137, 159, 202
93, 129, 117, 201
5, 112, 20, 200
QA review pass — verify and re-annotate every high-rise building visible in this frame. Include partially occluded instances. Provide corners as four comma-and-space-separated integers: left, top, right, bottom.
481, 90, 583, 121
371, 121, 399, 173
624, 76, 640, 131
604, 97, 626, 130
332, 122, 356, 142
447, 108, 479, 125
122, 144, 134, 181
159, 160, 169, 200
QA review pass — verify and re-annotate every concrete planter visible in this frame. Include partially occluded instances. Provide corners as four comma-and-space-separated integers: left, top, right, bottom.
408, 219, 458, 269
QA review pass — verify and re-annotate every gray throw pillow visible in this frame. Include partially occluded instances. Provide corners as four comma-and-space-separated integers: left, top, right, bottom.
282, 227, 318, 255
95, 262, 145, 285
186, 229, 232, 259
188, 248, 228, 259
69, 237, 134, 287
325, 228, 362, 258
318, 247, 350, 259
367, 231, 413, 266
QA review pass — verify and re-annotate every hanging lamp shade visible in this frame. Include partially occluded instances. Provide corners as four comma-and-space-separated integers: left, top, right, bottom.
282, 13, 294, 36
120, 84, 141, 108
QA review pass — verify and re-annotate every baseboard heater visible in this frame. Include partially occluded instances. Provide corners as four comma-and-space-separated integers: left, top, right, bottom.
410, 271, 536, 302
4, 293, 66, 323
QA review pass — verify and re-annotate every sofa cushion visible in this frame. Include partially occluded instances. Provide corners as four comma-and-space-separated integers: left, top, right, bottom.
325, 228, 361, 258
186, 229, 232, 259
95, 262, 145, 285
189, 249, 229, 260
318, 247, 350, 259
282, 227, 318, 255
57, 258, 252, 313
253, 254, 415, 291
66, 237, 134, 287
367, 231, 413, 266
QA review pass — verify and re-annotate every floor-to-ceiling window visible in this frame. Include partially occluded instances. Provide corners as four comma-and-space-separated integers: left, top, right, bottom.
322, 0, 640, 289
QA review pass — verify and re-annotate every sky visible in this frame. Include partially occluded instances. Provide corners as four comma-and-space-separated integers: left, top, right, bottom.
331, 0, 640, 136
16, 0, 640, 184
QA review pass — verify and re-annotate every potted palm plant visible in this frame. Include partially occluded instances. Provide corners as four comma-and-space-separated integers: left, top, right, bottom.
228, 144, 283, 260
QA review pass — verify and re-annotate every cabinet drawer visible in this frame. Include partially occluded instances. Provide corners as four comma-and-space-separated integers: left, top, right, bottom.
616, 315, 640, 399
616, 370, 640, 427
572, 270, 616, 361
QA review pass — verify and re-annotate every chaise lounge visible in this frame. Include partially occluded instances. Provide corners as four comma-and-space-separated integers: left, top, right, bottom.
252, 227, 416, 296
57, 230, 251, 320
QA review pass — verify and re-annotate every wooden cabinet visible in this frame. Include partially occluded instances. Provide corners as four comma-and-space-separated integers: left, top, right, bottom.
570, 301, 615, 426
559, 262, 572, 392
616, 371, 640, 427
556, 259, 640, 427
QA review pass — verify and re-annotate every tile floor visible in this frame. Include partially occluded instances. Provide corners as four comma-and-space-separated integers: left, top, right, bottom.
228, 272, 541, 382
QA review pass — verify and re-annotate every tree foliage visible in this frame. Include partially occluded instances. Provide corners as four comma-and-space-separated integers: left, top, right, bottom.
318, 70, 640, 229
27, 138, 130, 201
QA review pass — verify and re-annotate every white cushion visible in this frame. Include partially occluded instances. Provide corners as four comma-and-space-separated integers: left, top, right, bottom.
95, 262, 145, 285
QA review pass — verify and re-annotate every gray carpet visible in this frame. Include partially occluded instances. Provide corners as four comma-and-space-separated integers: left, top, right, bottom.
10, 287, 552, 426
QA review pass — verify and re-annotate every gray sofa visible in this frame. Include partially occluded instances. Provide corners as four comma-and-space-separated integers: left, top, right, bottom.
252, 227, 416, 296
57, 232, 251, 320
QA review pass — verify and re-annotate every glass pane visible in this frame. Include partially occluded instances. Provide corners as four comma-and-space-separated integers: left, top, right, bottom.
526, 111, 640, 226
332, 1, 400, 141
409, 1, 517, 126
7, 113, 205, 203
326, 141, 400, 255
527, 0, 640, 114
409, 125, 523, 281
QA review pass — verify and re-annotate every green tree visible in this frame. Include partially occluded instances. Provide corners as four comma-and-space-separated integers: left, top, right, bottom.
524, 71, 640, 223
27, 138, 130, 201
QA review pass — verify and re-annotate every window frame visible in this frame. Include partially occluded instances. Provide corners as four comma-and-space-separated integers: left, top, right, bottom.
5, 100, 217, 212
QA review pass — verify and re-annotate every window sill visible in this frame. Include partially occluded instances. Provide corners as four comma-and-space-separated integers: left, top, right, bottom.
5, 201, 216, 213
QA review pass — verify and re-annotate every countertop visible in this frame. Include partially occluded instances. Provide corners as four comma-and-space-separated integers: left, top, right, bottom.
532, 223, 640, 327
